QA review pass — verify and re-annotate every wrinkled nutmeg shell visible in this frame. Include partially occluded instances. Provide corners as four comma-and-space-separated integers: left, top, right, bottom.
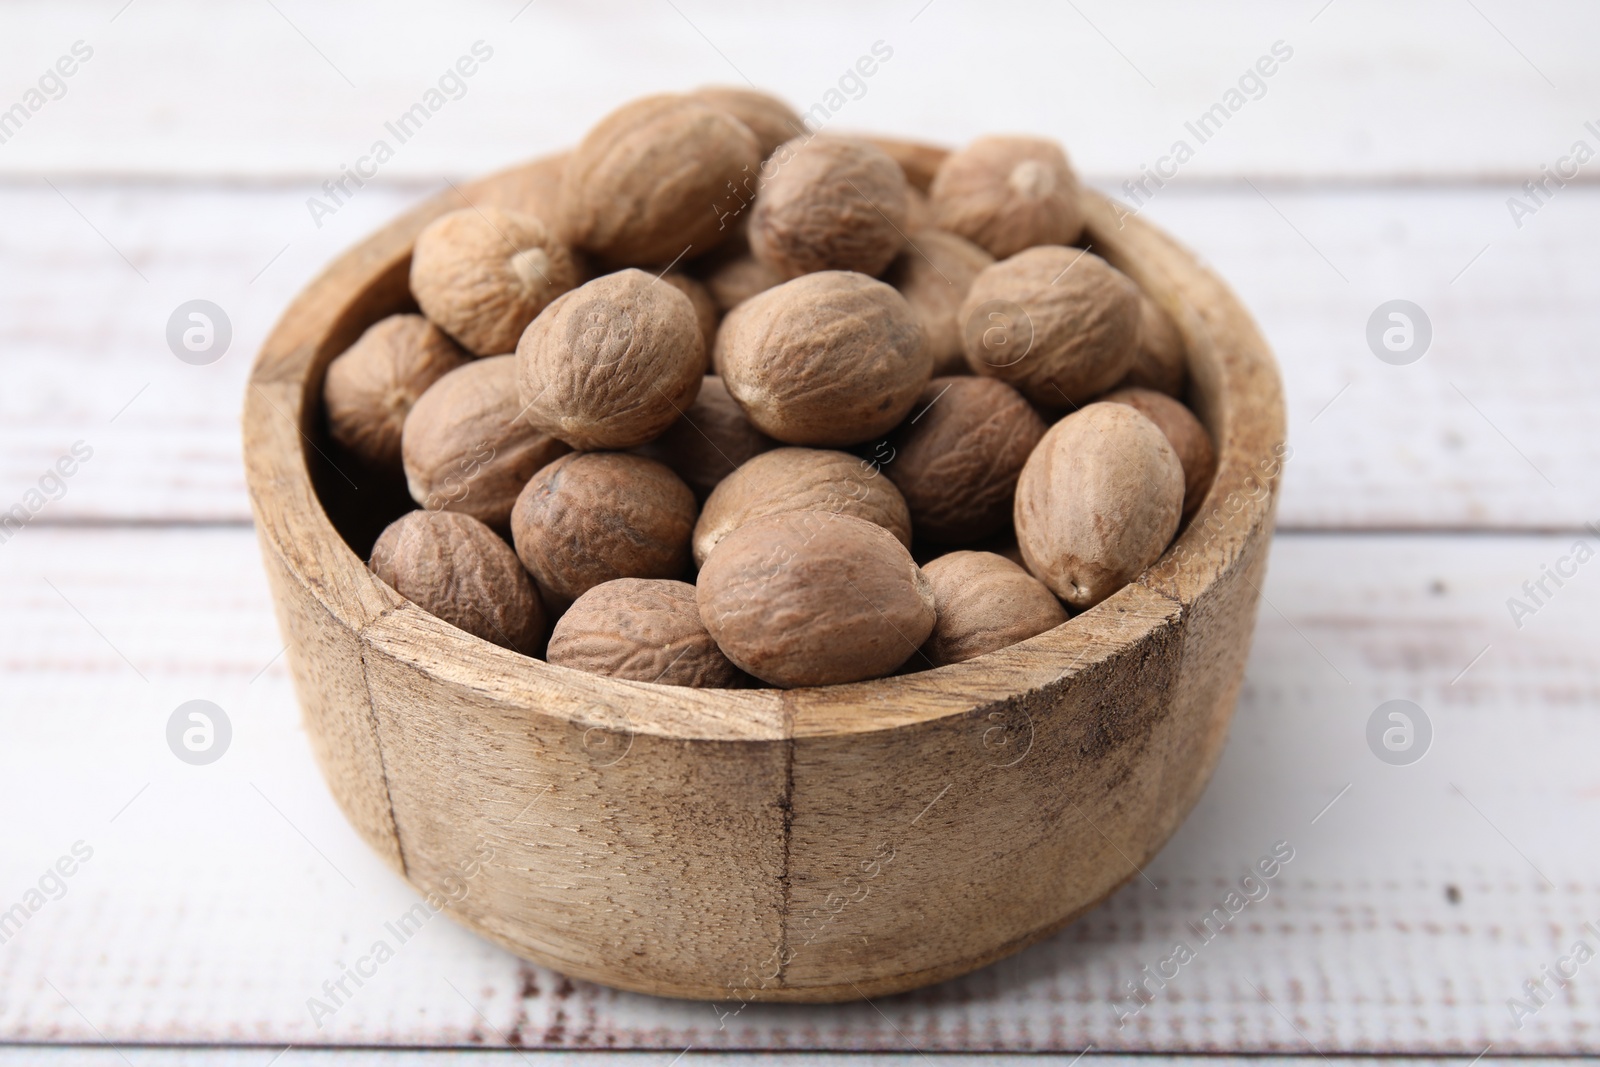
716, 271, 931, 446
918, 551, 1067, 667
693, 446, 911, 566
548, 578, 743, 687
510, 451, 697, 608
410, 206, 579, 356
401, 355, 570, 529
560, 94, 762, 266
697, 511, 935, 687
883, 230, 994, 377
749, 136, 910, 279
636, 376, 777, 500
1122, 294, 1188, 396
516, 268, 706, 450
687, 86, 804, 159
370, 510, 545, 654
324, 314, 468, 468
886, 376, 1045, 545
929, 136, 1085, 259
1015, 402, 1184, 609
960, 246, 1140, 408
1102, 386, 1216, 521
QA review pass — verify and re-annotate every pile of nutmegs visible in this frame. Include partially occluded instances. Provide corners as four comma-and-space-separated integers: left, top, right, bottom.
322, 88, 1215, 689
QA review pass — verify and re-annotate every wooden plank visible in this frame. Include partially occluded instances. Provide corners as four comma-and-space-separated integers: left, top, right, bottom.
2, 181, 1596, 530
1, 0, 1597, 181
1, 526, 1596, 1052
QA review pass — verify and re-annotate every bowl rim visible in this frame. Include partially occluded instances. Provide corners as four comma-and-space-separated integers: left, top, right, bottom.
243, 142, 1284, 746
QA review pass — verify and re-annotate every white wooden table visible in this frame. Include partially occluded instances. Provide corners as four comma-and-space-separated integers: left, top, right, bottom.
4, 1, 1598, 1062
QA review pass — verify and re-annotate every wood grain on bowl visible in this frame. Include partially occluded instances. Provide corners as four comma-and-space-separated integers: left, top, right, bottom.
241, 146, 1284, 1002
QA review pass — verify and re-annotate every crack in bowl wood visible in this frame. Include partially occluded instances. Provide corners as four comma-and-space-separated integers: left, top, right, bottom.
242, 143, 1285, 1004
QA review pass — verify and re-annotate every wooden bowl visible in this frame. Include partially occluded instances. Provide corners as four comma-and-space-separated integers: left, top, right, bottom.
243, 144, 1285, 1004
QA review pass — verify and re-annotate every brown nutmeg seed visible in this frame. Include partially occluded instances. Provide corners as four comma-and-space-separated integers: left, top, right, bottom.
516, 268, 706, 450
883, 230, 995, 377
1102, 386, 1216, 521
410, 206, 579, 356
635, 375, 777, 500
918, 551, 1067, 666
659, 270, 720, 353
560, 93, 761, 266
885, 376, 1045, 545
1015, 402, 1184, 609
687, 86, 804, 159
1122, 294, 1187, 396
697, 511, 935, 687
704, 252, 785, 314
749, 136, 910, 279
716, 271, 930, 446
548, 578, 743, 687
929, 135, 1085, 259
324, 314, 468, 468
401, 355, 571, 529
370, 510, 545, 654
510, 451, 697, 608
693, 446, 911, 566
960, 246, 1140, 408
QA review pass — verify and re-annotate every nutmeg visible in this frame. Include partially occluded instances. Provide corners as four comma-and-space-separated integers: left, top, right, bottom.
635, 376, 776, 500
929, 136, 1085, 259
370, 510, 544, 654
401, 355, 570, 529
960, 246, 1140, 408
560, 94, 761, 265
697, 511, 935, 687
1014, 402, 1183, 609
687, 86, 803, 159
510, 451, 697, 608
749, 136, 910, 279
885, 376, 1045, 545
660, 270, 720, 353
704, 252, 785, 314
918, 551, 1067, 666
410, 206, 579, 356
324, 314, 468, 468
716, 271, 930, 446
883, 229, 994, 377
1123, 294, 1187, 396
693, 446, 911, 566
1102, 386, 1215, 520
516, 268, 706, 450
548, 578, 743, 687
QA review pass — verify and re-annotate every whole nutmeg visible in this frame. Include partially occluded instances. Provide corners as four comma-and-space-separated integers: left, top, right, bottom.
561, 94, 761, 265
693, 446, 911, 566
516, 268, 706, 450
749, 136, 910, 279
918, 551, 1068, 666
688, 86, 803, 159
401, 355, 570, 529
929, 136, 1085, 259
885, 376, 1045, 545
697, 511, 935, 687
511, 452, 697, 608
635, 376, 777, 500
705, 252, 785, 314
548, 578, 742, 687
960, 246, 1140, 407
883, 230, 994, 377
1102, 386, 1216, 520
370, 510, 544, 654
1015, 402, 1183, 609
716, 271, 930, 446
660, 270, 720, 353
473, 153, 568, 221
410, 206, 579, 356
324, 314, 468, 468
1123, 294, 1187, 396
